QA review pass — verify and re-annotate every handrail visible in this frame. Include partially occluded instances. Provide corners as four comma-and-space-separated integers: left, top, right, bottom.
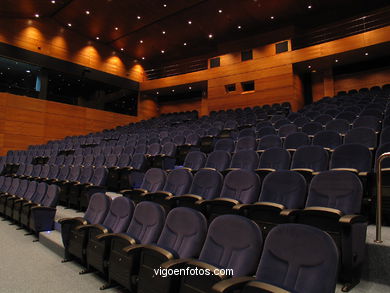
374, 152, 390, 243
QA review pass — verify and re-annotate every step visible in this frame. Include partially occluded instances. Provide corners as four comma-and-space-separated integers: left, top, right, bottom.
39, 230, 65, 258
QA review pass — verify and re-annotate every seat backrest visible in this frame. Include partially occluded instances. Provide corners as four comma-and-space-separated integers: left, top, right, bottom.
94, 154, 105, 167
41, 184, 60, 207
199, 215, 262, 277
117, 153, 131, 167
204, 150, 231, 171
306, 171, 363, 214
140, 168, 167, 192
257, 135, 282, 151
325, 119, 350, 135
353, 115, 380, 131
67, 165, 81, 181
255, 224, 338, 293
259, 171, 306, 209
278, 124, 298, 138
126, 201, 165, 244
104, 154, 118, 167
73, 155, 84, 166
64, 155, 74, 166
346, 127, 377, 148
31, 164, 42, 177
130, 153, 146, 170
90, 166, 108, 186
258, 147, 291, 170
84, 193, 112, 224
229, 150, 259, 171
31, 182, 48, 204
15, 179, 29, 197
23, 180, 38, 200
57, 165, 70, 180
161, 142, 176, 156
284, 132, 310, 149
78, 166, 94, 184
214, 138, 235, 152
312, 130, 342, 150
235, 136, 256, 152
330, 143, 372, 173
102, 196, 134, 233
147, 143, 161, 156
134, 144, 147, 154
157, 207, 207, 258
220, 169, 260, 203
183, 151, 206, 170
189, 169, 223, 200
39, 164, 51, 178
291, 145, 329, 172
301, 122, 323, 136
162, 168, 193, 196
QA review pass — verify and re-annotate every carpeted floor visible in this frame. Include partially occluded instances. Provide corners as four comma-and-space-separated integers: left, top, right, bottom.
0, 219, 125, 293
1, 218, 390, 293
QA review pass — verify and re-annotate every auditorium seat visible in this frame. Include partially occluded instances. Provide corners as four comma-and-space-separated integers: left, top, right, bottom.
236, 170, 307, 237
198, 169, 260, 222
326, 118, 350, 135
60, 193, 111, 261
212, 224, 338, 293
204, 150, 231, 172
283, 132, 310, 152
330, 144, 372, 176
301, 121, 323, 137
180, 151, 206, 172
7, 180, 37, 223
166, 215, 262, 293
122, 168, 167, 204
131, 207, 207, 293
256, 135, 282, 152
345, 127, 377, 150
293, 171, 367, 291
255, 147, 291, 180
79, 196, 134, 274
97, 201, 166, 290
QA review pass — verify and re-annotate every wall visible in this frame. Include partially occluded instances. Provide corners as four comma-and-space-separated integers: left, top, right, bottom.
159, 98, 202, 114
0, 92, 138, 155
334, 66, 390, 93
0, 18, 144, 82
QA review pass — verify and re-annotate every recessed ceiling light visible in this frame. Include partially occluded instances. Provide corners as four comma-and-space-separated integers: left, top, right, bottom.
162, 31, 166, 34
161, 50, 165, 53
270, 16, 275, 20
188, 20, 192, 24
85, 10, 90, 15
26, 70, 31, 73
208, 34, 213, 38
183, 42, 187, 46
172, 89, 175, 92
218, 9, 222, 13
137, 16, 141, 19
163, 4, 167, 7
35, 14, 39, 18
237, 25, 242, 29
67, 23, 72, 27
308, 5, 312, 9
120, 48, 124, 51
189, 86, 192, 90
142, 57, 145, 60
335, 59, 339, 63
115, 27, 118, 30
7, 67, 10, 70
365, 52, 369, 56
96, 36, 100, 40
51, 0, 56, 3
308, 65, 312, 69
139, 40, 143, 43
156, 91, 159, 94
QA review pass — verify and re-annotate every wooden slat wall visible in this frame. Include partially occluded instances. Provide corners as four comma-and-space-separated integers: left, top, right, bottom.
0, 93, 138, 155
0, 18, 145, 82
159, 98, 202, 114
334, 67, 390, 93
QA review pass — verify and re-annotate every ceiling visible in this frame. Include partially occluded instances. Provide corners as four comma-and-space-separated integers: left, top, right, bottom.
0, 0, 389, 68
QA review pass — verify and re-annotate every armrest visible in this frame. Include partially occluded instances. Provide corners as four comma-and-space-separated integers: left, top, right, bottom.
31, 206, 56, 212
76, 223, 109, 234
331, 167, 359, 174
185, 260, 229, 280
243, 281, 290, 293
255, 168, 276, 172
160, 258, 193, 270
253, 202, 285, 210
212, 276, 255, 293
339, 214, 367, 225
123, 244, 177, 260
22, 202, 37, 207
303, 206, 343, 217
286, 149, 297, 152
209, 197, 240, 206
122, 188, 148, 195
58, 217, 87, 225
176, 194, 203, 201
358, 172, 368, 176
96, 232, 137, 245
290, 168, 314, 173
280, 209, 300, 217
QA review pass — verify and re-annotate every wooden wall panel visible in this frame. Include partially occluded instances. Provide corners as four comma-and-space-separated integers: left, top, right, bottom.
334, 67, 390, 93
0, 18, 145, 82
159, 99, 201, 114
0, 93, 138, 155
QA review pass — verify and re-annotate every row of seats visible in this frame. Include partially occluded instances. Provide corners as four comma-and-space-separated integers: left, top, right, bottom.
61, 193, 339, 293
0, 177, 59, 234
